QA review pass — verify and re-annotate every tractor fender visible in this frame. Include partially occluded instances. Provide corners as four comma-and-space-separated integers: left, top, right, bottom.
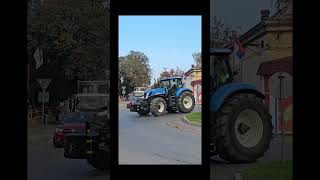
175, 88, 193, 97
210, 83, 265, 112
145, 94, 167, 105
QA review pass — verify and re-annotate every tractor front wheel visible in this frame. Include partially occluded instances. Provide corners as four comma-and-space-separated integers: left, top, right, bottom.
150, 97, 167, 116
214, 93, 272, 163
177, 91, 195, 113
137, 108, 150, 116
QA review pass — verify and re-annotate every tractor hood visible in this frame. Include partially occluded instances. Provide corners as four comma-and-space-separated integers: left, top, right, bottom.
144, 88, 167, 99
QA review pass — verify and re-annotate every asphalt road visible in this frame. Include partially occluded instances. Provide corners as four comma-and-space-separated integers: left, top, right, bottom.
118, 106, 201, 164
210, 135, 293, 180
28, 123, 109, 180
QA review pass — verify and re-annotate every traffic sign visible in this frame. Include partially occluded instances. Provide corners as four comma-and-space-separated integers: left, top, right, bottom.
38, 92, 49, 103
37, 78, 52, 90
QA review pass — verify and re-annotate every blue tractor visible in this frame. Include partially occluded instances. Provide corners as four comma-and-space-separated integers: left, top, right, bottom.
130, 77, 195, 116
210, 48, 272, 163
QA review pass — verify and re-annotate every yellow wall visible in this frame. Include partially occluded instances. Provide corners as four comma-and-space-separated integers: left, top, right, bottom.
193, 70, 202, 80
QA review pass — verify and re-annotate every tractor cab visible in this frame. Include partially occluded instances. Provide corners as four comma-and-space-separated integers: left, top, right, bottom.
159, 77, 184, 96
210, 48, 235, 93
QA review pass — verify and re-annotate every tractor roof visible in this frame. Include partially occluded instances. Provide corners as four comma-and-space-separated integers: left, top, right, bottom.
210, 48, 232, 55
160, 76, 182, 81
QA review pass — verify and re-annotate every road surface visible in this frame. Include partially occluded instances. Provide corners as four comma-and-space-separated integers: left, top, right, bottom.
119, 106, 201, 164
28, 123, 109, 180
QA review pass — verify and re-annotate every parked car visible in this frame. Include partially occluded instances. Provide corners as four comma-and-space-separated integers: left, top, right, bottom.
126, 91, 144, 108
53, 112, 93, 148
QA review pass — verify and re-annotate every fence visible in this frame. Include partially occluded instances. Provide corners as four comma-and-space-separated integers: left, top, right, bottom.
28, 106, 64, 125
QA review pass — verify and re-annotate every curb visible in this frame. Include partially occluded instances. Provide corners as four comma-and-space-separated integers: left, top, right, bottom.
166, 121, 200, 134
182, 116, 201, 127
234, 172, 243, 180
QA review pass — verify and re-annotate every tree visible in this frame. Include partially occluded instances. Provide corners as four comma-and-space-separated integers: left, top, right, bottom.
119, 51, 152, 92
192, 52, 201, 67
159, 67, 184, 79
210, 16, 233, 48
272, 0, 289, 10
27, 0, 110, 81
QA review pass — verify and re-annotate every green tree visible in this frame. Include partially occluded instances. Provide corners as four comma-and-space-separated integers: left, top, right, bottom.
119, 51, 152, 91
192, 52, 201, 66
159, 67, 184, 79
27, 0, 110, 81
210, 16, 233, 48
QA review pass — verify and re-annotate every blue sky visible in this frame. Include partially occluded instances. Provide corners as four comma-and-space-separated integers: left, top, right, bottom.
119, 16, 201, 84
211, 0, 277, 33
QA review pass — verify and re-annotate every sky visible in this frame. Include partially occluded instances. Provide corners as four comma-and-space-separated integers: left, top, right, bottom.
210, 0, 277, 33
119, 16, 201, 85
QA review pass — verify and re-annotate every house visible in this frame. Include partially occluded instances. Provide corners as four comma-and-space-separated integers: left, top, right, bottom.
184, 64, 202, 104
227, 0, 292, 134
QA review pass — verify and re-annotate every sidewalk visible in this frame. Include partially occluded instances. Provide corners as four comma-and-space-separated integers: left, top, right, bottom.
119, 99, 127, 109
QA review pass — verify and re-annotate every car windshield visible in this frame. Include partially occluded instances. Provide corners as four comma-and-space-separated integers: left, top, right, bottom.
133, 91, 144, 97
63, 114, 87, 123
76, 96, 107, 111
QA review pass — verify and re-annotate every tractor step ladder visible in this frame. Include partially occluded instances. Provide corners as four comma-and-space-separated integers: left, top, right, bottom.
169, 96, 177, 109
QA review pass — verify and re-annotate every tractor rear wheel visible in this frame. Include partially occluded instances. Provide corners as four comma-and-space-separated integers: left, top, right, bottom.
150, 97, 167, 116
214, 93, 272, 163
177, 91, 195, 113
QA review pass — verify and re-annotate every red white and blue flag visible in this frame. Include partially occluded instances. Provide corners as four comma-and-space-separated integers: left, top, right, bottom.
233, 32, 245, 60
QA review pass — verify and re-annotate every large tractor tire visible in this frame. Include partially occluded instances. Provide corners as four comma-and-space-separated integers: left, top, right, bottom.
150, 97, 167, 116
214, 93, 272, 163
87, 150, 109, 170
177, 91, 195, 113
137, 108, 150, 116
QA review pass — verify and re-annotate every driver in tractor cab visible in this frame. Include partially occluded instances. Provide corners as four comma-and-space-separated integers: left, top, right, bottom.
212, 57, 230, 88
169, 79, 177, 96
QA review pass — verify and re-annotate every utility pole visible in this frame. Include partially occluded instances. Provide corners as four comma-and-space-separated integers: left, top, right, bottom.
37, 79, 51, 127
278, 74, 285, 162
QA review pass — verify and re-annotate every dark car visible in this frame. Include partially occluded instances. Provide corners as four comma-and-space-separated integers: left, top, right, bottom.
126, 91, 144, 108
53, 112, 93, 148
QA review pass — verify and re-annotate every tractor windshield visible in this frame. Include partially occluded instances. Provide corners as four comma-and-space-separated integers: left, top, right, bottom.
210, 55, 233, 92
160, 78, 183, 89
160, 80, 171, 88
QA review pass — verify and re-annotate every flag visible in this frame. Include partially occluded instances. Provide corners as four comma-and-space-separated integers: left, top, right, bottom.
33, 47, 43, 69
233, 32, 245, 60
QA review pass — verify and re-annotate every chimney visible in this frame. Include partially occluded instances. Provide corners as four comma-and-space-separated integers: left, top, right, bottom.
260, 9, 270, 20
191, 64, 194, 68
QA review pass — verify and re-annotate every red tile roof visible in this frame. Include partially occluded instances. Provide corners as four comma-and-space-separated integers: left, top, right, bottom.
256, 56, 292, 76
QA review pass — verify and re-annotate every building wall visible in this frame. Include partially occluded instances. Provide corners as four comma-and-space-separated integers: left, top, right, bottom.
184, 69, 202, 104
239, 29, 292, 133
